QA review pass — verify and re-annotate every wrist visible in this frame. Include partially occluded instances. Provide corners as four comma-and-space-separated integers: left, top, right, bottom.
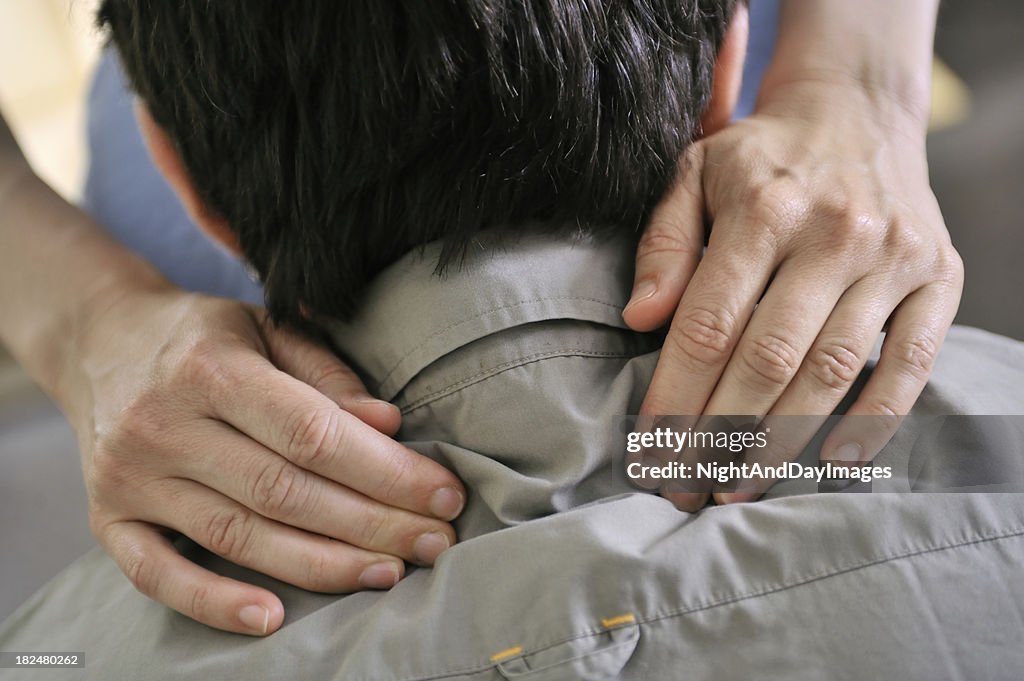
0, 135, 174, 419
758, 62, 932, 138
753, 61, 932, 155
53, 262, 174, 415
763, 0, 938, 138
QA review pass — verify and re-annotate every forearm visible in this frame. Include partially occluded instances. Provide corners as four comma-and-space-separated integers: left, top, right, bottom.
764, 0, 940, 130
0, 111, 168, 403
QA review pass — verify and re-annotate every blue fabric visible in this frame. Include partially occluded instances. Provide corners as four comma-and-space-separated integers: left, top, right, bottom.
82, 52, 263, 303
737, 0, 780, 119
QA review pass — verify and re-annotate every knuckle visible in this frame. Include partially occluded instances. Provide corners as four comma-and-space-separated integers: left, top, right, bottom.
746, 182, 807, 241
743, 181, 772, 208
285, 407, 343, 468
862, 400, 903, 419
818, 193, 866, 227
307, 362, 358, 396
178, 339, 232, 395
89, 441, 146, 495
90, 412, 169, 494
835, 212, 880, 249
936, 246, 965, 285
370, 448, 416, 502
819, 204, 879, 250
352, 504, 391, 550
98, 392, 166, 455
301, 548, 336, 591
883, 217, 925, 255
203, 508, 256, 559
251, 461, 310, 518
890, 333, 938, 379
636, 229, 696, 260
739, 334, 802, 389
87, 443, 124, 488
122, 544, 158, 597
808, 342, 863, 392
668, 305, 736, 368
87, 508, 106, 542
187, 582, 213, 622
88, 506, 123, 546
817, 192, 857, 221
726, 133, 765, 167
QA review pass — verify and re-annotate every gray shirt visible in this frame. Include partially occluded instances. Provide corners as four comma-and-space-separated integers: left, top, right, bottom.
3, 233, 1024, 680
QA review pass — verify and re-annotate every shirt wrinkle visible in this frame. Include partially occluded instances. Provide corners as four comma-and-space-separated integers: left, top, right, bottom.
326, 231, 638, 400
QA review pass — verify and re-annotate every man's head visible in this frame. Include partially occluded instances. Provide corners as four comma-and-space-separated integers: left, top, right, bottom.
99, 0, 746, 326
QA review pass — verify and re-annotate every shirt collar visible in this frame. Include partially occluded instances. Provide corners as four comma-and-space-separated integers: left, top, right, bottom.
325, 230, 637, 401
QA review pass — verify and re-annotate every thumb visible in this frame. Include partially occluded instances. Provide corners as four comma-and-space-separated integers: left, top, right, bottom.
258, 315, 401, 436
623, 143, 706, 332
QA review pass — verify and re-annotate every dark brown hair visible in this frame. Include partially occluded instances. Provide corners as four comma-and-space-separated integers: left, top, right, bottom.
98, 0, 737, 325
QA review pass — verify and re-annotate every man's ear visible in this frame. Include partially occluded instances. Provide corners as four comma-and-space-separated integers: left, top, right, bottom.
700, 3, 749, 137
134, 100, 242, 256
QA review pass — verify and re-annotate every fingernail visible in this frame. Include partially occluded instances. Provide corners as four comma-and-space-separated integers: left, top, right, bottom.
832, 443, 864, 463
429, 487, 465, 520
358, 561, 401, 589
664, 491, 707, 511
625, 279, 657, 310
352, 393, 390, 406
238, 604, 270, 634
413, 532, 450, 564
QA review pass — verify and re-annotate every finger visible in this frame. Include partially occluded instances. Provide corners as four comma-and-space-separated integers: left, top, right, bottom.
662, 490, 710, 511
759, 283, 890, 418
631, 415, 712, 510
660, 443, 712, 511
639, 220, 776, 417
714, 419, 813, 504
822, 283, 957, 463
660, 414, 744, 511
187, 420, 457, 564
257, 313, 401, 435
712, 283, 892, 504
145, 479, 407, 593
197, 347, 466, 522
104, 520, 284, 636
623, 144, 707, 332
702, 262, 848, 418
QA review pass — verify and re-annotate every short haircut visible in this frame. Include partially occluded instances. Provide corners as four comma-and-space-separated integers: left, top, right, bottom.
98, 0, 738, 326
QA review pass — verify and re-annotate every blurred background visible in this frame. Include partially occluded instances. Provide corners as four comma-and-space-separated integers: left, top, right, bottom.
929, 0, 1024, 344
0, 0, 1021, 618
0, 0, 101, 620
0, 0, 99, 201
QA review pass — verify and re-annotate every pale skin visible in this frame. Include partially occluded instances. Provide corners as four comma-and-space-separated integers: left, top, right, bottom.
0, 122, 466, 636
0, 0, 960, 636
625, 0, 962, 506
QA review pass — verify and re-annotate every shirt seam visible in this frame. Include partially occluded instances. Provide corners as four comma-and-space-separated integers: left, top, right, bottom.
400, 348, 633, 414
377, 296, 625, 390
363, 524, 1024, 681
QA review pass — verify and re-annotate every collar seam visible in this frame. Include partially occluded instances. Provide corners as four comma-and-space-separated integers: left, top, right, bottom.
376, 295, 626, 388
400, 347, 635, 414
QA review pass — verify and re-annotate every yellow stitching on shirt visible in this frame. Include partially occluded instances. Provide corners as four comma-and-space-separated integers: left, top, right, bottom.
601, 613, 637, 628
490, 646, 524, 662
